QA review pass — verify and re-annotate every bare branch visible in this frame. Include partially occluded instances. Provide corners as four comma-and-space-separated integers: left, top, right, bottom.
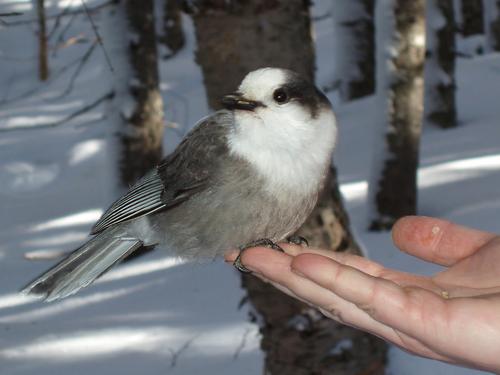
81, 0, 114, 72
53, 12, 79, 54
0, 91, 114, 132
0, 42, 97, 106
312, 11, 331, 22
57, 39, 98, 97
0, 12, 23, 17
233, 328, 251, 360
47, 0, 75, 40
0, 13, 22, 26
167, 335, 198, 368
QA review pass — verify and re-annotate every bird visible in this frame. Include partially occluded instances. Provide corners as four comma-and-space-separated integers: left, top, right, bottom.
22, 67, 337, 302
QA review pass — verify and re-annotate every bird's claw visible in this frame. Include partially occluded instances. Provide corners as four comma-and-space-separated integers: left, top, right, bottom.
286, 235, 309, 247
233, 238, 285, 273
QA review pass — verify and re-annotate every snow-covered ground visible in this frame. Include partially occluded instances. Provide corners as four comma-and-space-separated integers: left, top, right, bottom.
1, 1, 499, 374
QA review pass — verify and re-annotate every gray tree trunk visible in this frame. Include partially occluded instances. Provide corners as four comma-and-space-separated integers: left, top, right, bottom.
332, 0, 375, 101
484, 0, 500, 52
369, 0, 426, 230
425, 0, 457, 129
460, 0, 484, 36
190, 1, 386, 373
121, 0, 165, 186
161, 0, 185, 57
36, 0, 49, 81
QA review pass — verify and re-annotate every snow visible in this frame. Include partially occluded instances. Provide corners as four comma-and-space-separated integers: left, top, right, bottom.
1, 0, 500, 374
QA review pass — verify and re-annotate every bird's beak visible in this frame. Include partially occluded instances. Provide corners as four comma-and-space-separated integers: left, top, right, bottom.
221, 92, 262, 111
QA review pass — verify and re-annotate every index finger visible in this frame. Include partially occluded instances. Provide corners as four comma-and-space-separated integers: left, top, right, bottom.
392, 216, 497, 266
291, 253, 454, 354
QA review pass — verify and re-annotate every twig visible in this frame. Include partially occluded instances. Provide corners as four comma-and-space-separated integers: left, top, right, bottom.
0, 45, 95, 106
47, 0, 75, 40
233, 328, 251, 360
0, 91, 114, 132
312, 11, 332, 22
57, 40, 98, 97
0, 14, 19, 25
0, 69, 69, 106
54, 12, 79, 55
0, 12, 23, 17
81, 0, 114, 72
168, 335, 198, 368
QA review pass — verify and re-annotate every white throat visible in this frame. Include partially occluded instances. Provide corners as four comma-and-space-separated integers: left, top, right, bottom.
228, 108, 337, 198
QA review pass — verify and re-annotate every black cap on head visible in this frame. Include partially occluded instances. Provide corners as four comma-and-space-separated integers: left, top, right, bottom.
275, 70, 331, 118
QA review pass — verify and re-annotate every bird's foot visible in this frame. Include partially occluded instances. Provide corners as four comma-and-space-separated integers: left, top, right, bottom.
286, 235, 309, 247
234, 238, 284, 273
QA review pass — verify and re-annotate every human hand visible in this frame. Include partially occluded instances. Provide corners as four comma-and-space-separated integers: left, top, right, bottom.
226, 216, 500, 373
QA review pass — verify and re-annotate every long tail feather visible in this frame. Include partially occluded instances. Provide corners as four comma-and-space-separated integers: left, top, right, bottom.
22, 226, 143, 302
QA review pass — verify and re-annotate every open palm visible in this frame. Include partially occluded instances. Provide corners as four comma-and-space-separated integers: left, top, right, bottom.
228, 216, 500, 373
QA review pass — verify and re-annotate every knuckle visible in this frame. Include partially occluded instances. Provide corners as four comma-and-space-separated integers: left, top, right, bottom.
320, 306, 345, 323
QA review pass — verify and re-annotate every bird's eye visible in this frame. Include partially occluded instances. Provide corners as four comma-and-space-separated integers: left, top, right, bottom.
273, 89, 289, 104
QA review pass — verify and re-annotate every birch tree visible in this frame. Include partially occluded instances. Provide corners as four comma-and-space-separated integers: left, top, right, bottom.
332, 0, 375, 101
189, 1, 386, 373
425, 0, 457, 129
369, 0, 426, 230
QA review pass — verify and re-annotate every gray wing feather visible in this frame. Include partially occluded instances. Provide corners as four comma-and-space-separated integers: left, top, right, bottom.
91, 171, 166, 234
90, 110, 234, 235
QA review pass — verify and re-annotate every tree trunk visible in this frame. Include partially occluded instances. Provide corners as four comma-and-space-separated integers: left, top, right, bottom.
120, 0, 165, 187
190, 1, 387, 373
190, 0, 315, 110
295, 168, 360, 254
36, 0, 49, 81
484, 0, 500, 52
332, 0, 375, 101
160, 0, 185, 57
460, 0, 484, 36
369, 0, 425, 231
425, 0, 457, 129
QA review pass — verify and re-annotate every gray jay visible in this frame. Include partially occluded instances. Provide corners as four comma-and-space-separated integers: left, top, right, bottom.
22, 67, 337, 302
